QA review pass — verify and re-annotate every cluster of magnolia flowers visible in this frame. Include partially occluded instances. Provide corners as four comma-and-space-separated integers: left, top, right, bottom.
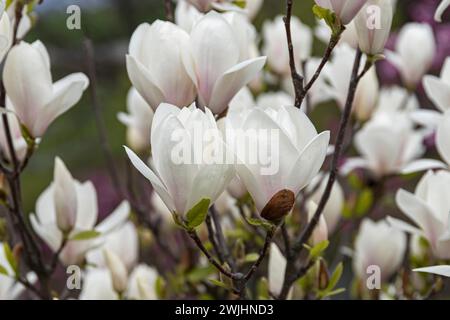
1, 0, 450, 300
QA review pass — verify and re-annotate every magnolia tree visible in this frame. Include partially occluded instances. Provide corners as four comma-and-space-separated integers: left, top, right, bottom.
0, 0, 449, 300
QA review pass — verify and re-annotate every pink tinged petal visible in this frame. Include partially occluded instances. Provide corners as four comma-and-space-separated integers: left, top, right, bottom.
124, 146, 175, 212
401, 159, 448, 175
3, 41, 53, 130
126, 55, 165, 111
189, 12, 240, 107
53, 157, 78, 232
423, 75, 450, 112
287, 131, 330, 195
437, 111, 450, 167
396, 189, 445, 247
413, 265, 450, 277
33, 73, 89, 137
209, 57, 266, 115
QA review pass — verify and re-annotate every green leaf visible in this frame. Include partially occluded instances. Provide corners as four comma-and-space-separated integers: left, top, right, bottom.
186, 198, 211, 229
323, 288, 346, 297
355, 188, 374, 217
155, 276, 166, 299
327, 262, 343, 292
232, 0, 246, 9
171, 212, 187, 229
244, 253, 259, 263
70, 230, 101, 241
312, 5, 341, 36
3, 243, 18, 277
246, 217, 274, 231
0, 264, 9, 276
209, 279, 231, 289
309, 240, 329, 259
187, 266, 215, 283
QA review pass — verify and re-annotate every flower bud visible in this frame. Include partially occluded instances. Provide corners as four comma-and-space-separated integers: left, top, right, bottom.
103, 249, 128, 294
53, 157, 77, 233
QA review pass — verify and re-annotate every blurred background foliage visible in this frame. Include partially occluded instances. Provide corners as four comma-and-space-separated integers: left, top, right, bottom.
19, 0, 441, 214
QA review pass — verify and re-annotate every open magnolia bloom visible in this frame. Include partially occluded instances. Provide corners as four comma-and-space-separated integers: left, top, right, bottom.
342, 112, 426, 177
126, 20, 196, 111
414, 265, 450, 277
353, 219, 406, 283
224, 105, 330, 220
185, 0, 263, 18
389, 170, 450, 260
125, 103, 234, 217
262, 15, 312, 76
182, 11, 266, 115
423, 57, 450, 113
435, 0, 450, 22
386, 23, 436, 90
80, 264, 159, 300
30, 158, 131, 266
3, 41, 89, 138
315, 0, 368, 25
117, 87, 154, 153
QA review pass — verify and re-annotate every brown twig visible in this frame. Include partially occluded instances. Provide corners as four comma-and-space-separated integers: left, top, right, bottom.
164, 0, 174, 22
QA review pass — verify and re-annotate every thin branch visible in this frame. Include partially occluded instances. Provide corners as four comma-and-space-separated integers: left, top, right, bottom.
164, 0, 174, 22
210, 205, 235, 270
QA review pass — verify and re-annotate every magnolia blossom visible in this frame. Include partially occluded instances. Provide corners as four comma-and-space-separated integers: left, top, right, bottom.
436, 110, 450, 168
262, 15, 312, 75
268, 243, 287, 297
30, 158, 130, 266
353, 219, 406, 282
80, 264, 158, 300
103, 249, 128, 294
354, 0, 393, 55
3, 41, 89, 138
343, 112, 426, 177
315, 0, 368, 25
423, 57, 450, 113
126, 20, 195, 111
306, 173, 344, 233
183, 12, 266, 115
306, 201, 328, 245
323, 44, 379, 120
126, 103, 234, 217
118, 87, 153, 152
0, 102, 27, 161
225, 105, 330, 218
315, 20, 358, 48
6, 0, 31, 39
389, 170, 450, 260
386, 23, 436, 89
435, 0, 450, 22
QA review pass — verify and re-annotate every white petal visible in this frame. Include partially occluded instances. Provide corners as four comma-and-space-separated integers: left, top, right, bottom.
423, 75, 450, 112
413, 265, 450, 277
401, 159, 448, 174
268, 243, 287, 297
437, 111, 450, 166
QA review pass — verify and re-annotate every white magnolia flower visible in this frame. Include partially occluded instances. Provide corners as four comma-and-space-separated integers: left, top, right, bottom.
175, 0, 203, 32
268, 243, 287, 297
6, 0, 31, 39
103, 249, 128, 294
80, 264, 159, 300
263, 15, 312, 76
0, 101, 27, 161
226, 175, 247, 199
86, 221, 139, 271
435, 0, 450, 22
423, 57, 450, 113
3, 41, 89, 138
323, 44, 379, 120
126, 264, 159, 300
307, 201, 329, 245
125, 103, 234, 217
386, 23, 436, 89
414, 265, 450, 277
225, 105, 330, 219
436, 110, 450, 168
150, 192, 175, 226
306, 173, 344, 234
389, 170, 450, 260
353, 219, 406, 282
343, 112, 426, 177
315, 20, 358, 49
256, 92, 294, 110
355, 0, 393, 55
315, 0, 368, 25
126, 20, 195, 111
118, 87, 153, 152
183, 12, 266, 115
30, 158, 130, 266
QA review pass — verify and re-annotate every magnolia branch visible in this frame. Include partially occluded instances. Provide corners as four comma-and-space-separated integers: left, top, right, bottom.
278, 49, 373, 299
